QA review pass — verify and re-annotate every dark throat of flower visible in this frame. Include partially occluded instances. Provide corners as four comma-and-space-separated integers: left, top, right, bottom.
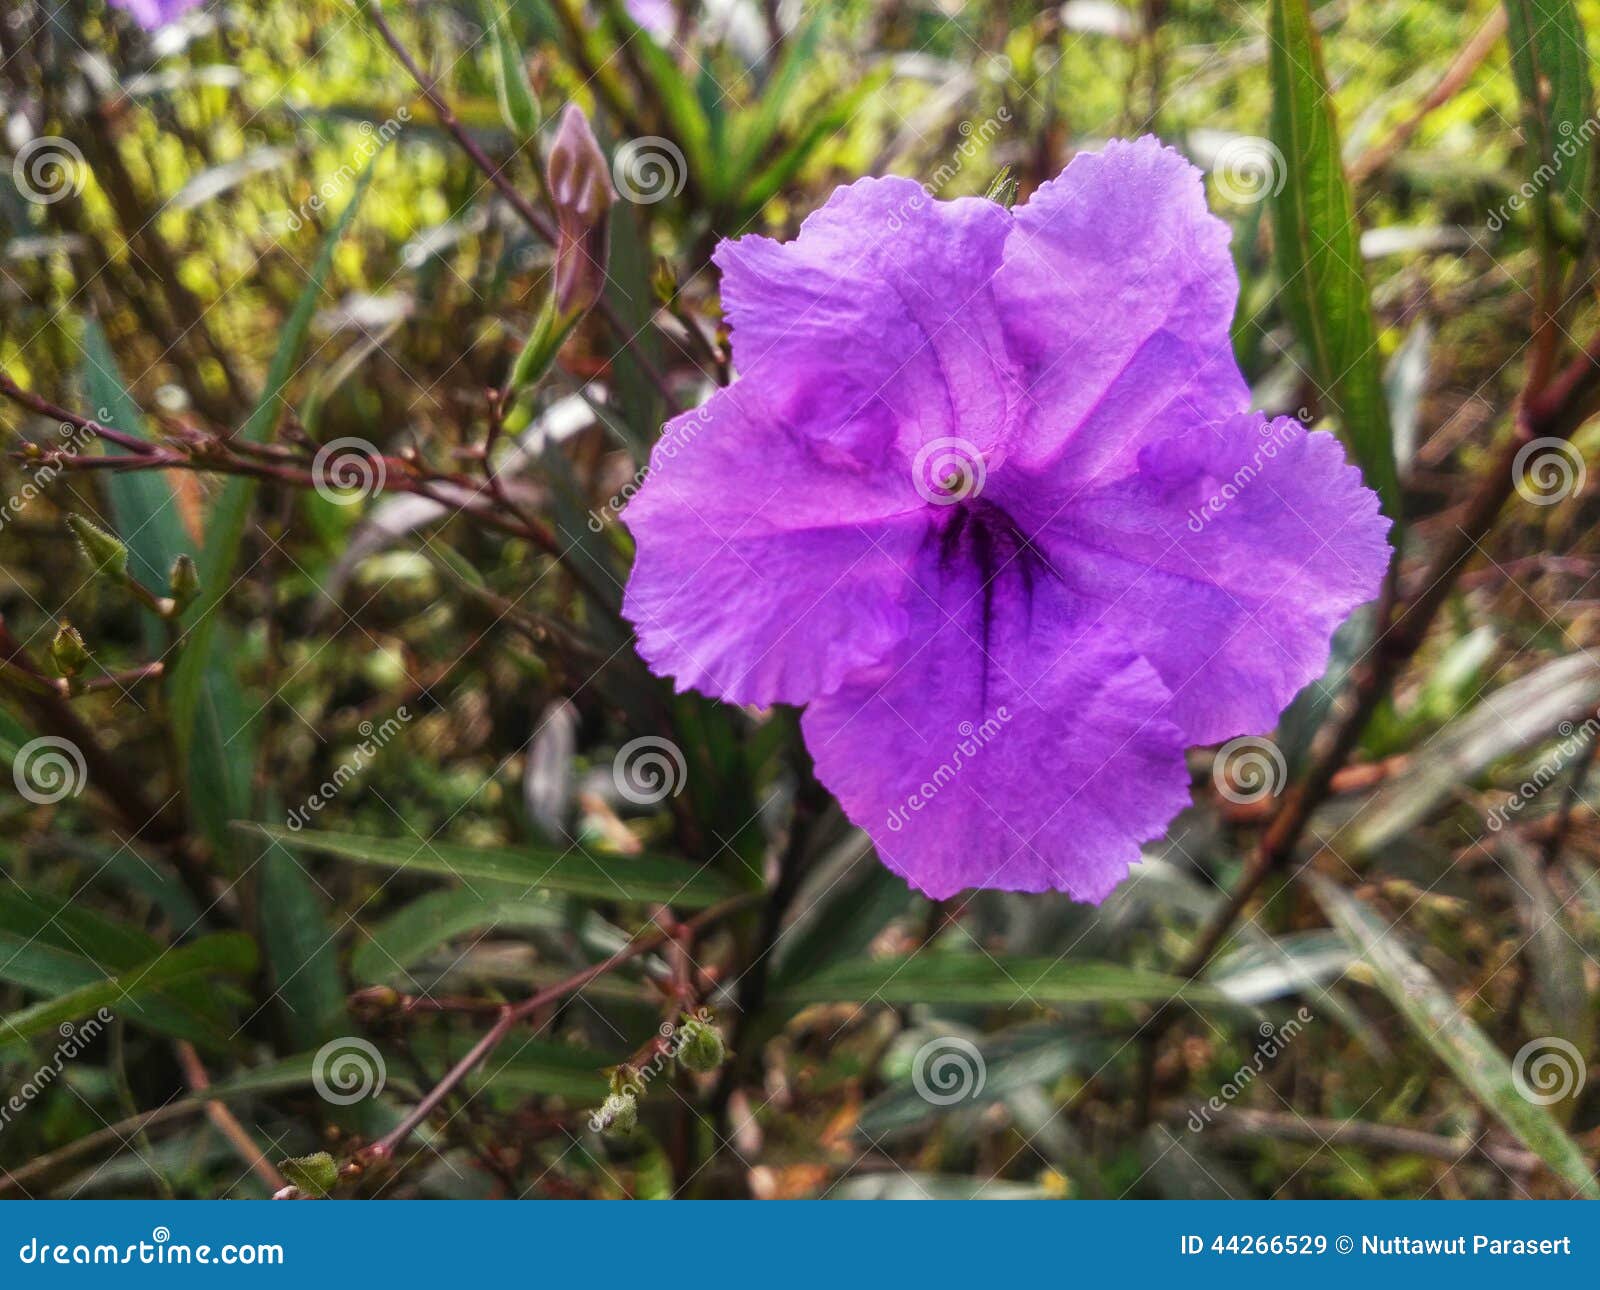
931, 499, 1060, 712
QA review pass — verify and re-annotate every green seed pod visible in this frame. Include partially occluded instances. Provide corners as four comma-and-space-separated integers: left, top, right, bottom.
49, 622, 90, 678
676, 1015, 726, 1074
599, 1090, 638, 1136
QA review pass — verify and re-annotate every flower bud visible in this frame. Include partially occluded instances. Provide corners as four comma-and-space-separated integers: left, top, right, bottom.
66, 514, 128, 580
168, 553, 201, 610
546, 104, 615, 318
676, 1015, 726, 1074
49, 622, 89, 678
596, 1090, 638, 1136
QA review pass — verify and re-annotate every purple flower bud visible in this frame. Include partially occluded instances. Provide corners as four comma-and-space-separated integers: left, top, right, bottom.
546, 105, 616, 318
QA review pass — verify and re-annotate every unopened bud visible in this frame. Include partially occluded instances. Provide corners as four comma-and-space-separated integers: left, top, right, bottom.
651, 257, 677, 305
66, 514, 128, 580
676, 1015, 726, 1074
168, 553, 201, 610
596, 1090, 637, 1136
49, 622, 89, 678
546, 104, 615, 318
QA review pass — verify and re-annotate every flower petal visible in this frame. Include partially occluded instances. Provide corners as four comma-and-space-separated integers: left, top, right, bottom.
994, 137, 1248, 479
621, 385, 927, 707
1013, 415, 1391, 746
801, 559, 1190, 901
715, 176, 1019, 465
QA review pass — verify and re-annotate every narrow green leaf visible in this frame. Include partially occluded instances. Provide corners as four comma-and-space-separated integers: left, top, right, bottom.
169, 159, 380, 770
1309, 874, 1599, 1198
0, 933, 258, 1045
247, 824, 740, 908
80, 319, 189, 599
773, 955, 1223, 1008
1503, 0, 1594, 226
772, 852, 916, 989
259, 847, 345, 1046
481, 0, 540, 139
1267, 0, 1399, 516
352, 886, 561, 986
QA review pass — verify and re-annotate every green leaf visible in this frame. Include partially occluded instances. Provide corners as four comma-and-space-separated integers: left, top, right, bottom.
352, 886, 562, 986
1309, 874, 1599, 1198
80, 319, 189, 601
169, 159, 380, 786
0, 933, 258, 1045
1267, 0, 1399, 517
481, 0, 540, 139
773, 954, 1223, 1008
259, 846, 345, 1046
279, 1151, 338, 1198
247, 824, 740, 908
1503, 0, 1594, 226
772, 848, 916, 988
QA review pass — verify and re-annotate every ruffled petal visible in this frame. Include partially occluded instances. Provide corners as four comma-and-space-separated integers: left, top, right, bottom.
714, 176, 1020, 466
621, 384, 927, 707
801, 556, 1190, 901
1010, 415, 1391, 746
993, 137, 1249, 480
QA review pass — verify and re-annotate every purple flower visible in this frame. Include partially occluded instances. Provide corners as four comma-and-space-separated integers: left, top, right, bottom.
108, 0, 204, 30
622, 138, 1391, 901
